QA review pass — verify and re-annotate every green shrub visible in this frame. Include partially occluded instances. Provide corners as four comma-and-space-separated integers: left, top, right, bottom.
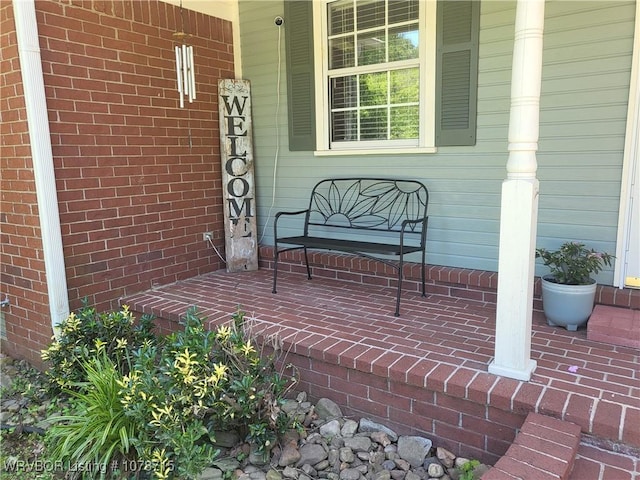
45, 353, 137, 479
41, 301, 156, 391
117, 306, 296, 479
42, 303, 296, 479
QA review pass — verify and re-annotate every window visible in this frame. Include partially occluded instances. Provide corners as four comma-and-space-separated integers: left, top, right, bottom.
285, 0, 480, 152
317, 0, 434, 152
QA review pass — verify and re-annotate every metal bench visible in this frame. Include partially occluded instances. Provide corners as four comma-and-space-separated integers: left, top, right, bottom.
272, 178, 429, 316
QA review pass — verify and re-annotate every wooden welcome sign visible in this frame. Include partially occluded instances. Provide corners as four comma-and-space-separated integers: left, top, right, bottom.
218, 79, 258, 272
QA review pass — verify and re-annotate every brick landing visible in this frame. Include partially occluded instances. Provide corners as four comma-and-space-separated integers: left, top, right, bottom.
588, 305, 640, 349
123, 268, 639, 474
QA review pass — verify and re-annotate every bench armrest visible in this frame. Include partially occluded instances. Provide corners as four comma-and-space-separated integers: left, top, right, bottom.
399, 217, 428, 249
275, 209, 309, 219
274, 209, 310, 239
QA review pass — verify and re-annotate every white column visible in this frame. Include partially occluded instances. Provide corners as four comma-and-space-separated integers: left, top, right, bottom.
13, 0, 70, 329
489, 0, 545, 381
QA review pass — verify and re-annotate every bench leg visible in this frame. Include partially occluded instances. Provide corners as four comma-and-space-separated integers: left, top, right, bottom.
272, 249, 279, 294
395, 257, 403, 317
303, 247, 312, 279
421, 248, 426, 297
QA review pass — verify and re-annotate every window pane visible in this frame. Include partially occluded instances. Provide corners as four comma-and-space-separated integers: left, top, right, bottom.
357, 0, 385, 30
331, 76, 357, 109
390, 68, 419, 104
324, 0, 426, 148
332, 110, 358, 141
388, 0, 419, 24
360, 108, 387, 140
357, 29, 386, 66
329, 36, 355, 69
328, 0, 354, 35
389, 24, 419, 62
391, 106, 419, 139
359, 72, 387, 107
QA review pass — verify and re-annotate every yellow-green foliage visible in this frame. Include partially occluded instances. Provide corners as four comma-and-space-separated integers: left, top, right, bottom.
42, 304, 297, 480
117, 306, 296, 479
41, 301, 155, 392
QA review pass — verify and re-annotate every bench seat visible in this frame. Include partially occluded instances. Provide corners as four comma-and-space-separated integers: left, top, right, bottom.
275, 236, 424, 257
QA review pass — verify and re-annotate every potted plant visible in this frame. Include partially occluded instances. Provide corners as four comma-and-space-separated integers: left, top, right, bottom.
536, 241, 614, 331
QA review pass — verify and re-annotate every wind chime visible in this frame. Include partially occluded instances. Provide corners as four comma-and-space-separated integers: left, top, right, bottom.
173, 1, 195, 108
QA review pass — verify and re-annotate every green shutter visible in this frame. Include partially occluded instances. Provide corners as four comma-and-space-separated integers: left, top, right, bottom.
284, 0, 316, 151
435, 1, 480, 146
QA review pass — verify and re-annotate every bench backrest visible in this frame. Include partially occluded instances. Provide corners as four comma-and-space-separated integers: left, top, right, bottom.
305, 178, 429, 244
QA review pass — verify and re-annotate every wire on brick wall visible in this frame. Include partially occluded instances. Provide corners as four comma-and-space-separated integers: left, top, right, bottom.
207, 237, 227, 264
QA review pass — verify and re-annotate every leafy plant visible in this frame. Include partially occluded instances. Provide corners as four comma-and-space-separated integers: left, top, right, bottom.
41, 300, 156, 392
459, 459, 480, 480
117, 306, 297, 479
536, 241, 614, 285
45, 352, 137, 479
39, 302, 296, 479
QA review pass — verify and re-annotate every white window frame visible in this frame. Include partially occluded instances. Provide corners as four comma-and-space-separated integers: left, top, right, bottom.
313, 0, 437, 156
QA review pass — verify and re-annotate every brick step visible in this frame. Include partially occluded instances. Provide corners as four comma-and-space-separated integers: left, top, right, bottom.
587, 305, 640, 349
569, 439, 639, 479
482, 413, 581, 480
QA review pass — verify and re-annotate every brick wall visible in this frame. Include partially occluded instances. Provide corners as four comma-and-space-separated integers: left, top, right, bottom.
284, 349, 521, 466
0, 2, 52, 367
0, 0, 231, 364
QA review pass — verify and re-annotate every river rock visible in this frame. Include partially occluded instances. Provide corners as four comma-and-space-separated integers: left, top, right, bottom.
358, 418, 399, 442
397, 436, 433, 468
298, 443, 328, 467
315, 398, 343, 420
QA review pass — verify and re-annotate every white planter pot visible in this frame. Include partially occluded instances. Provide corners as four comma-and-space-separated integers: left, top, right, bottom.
540, 275, 597, 331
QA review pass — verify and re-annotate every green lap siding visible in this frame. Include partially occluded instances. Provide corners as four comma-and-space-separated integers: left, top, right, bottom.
238, 0, 634, 284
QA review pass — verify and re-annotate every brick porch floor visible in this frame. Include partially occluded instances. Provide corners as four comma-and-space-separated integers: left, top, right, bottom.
123, 268, 639, 478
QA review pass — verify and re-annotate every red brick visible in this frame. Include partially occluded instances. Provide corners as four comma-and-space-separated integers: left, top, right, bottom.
444, 367, 477, 398
592, 401, 623, 441
576, 443, 637, 473
330, 376, 368, 399
369, 387, 411, 411
426, 364, 457, 392
462, 415, 516, 442
388, 355, 421, 383
437, 392, 486, 418
512, 382, 544, 413
406, 359, 438, 387
468, 372, 498, 404
354, 347, 386, 373
489, 377, 520, 411
371, 351, 404, 377
338, 343, 370, 368
520, 421, 581, 447
622, 407, 640, 446
348, 395, 389, 419
538, 387, 570, 417
434, 421, 485, 449
505, 444, 568, 477
570, 457, 604, 480
563, 394, 594, 431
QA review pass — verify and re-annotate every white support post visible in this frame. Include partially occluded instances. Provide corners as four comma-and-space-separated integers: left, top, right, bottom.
489, 0, 546, 381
